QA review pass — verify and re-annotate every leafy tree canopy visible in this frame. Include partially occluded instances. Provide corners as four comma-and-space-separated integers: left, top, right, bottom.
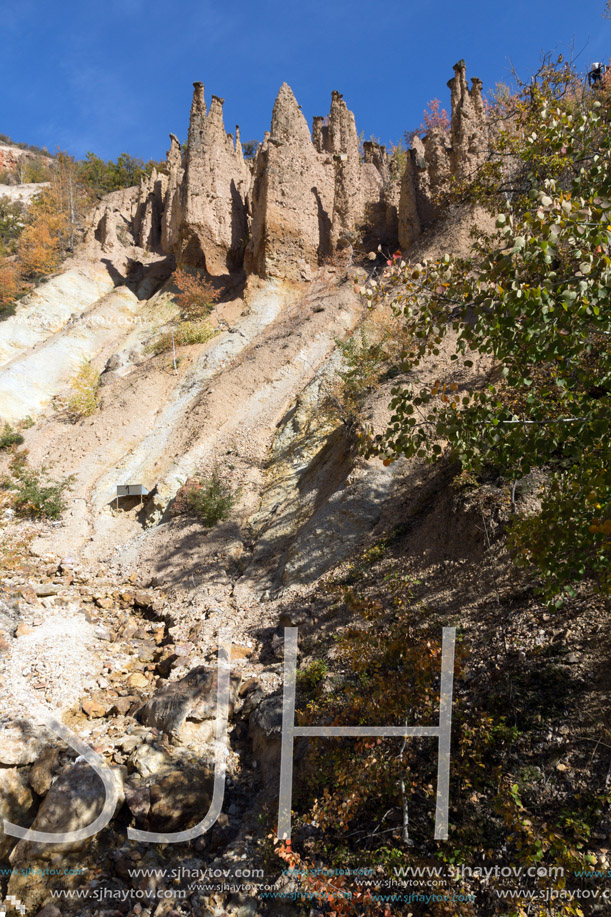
363, 63, 611, 601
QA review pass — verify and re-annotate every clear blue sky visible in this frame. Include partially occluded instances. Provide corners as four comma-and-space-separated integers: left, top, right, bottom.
1, 0, 609, 163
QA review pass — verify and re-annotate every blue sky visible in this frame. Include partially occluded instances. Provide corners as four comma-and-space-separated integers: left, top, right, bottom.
1, 0, 609, 162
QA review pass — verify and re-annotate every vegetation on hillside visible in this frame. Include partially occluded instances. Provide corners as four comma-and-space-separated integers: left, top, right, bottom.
0, 146, 165, 314
276, 531, 610, 916
276, 57, 611, 917
146, 267, 220, 357
172, 468, 235, 526
172, 266, 220, 319
351, 59, 611, 605
1, 451, 72, 520
78, 151, 164, 195
65, 359, 101, 420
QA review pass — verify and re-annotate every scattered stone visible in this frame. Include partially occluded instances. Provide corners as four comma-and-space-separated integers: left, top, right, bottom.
155, 653, 177, 678
117, 735, 141, 754
238, 678, 259, 698
32, 584, 62, 597
34, 906, 62, 917
18, 585, 39, 604
278, 608, 311, 627
0, 721, 49, 766
136, 642, 158, 664
82, 697, 108, 719
127, 673, 150, 690
109, 696, 139, 717
124, 781, 151, 821
230, 643, 253, 661
133, 590, 156, 609
94, 596, 114, 610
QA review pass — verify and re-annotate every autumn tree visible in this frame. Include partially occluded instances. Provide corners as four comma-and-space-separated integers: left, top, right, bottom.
0, 260, 21, 312
406, 97, 451, 144
16, 208, 66, 278
173, 266, 220, 319
422, 97, 450, 133
17, 150, 95, 277
22, 155, 53, 183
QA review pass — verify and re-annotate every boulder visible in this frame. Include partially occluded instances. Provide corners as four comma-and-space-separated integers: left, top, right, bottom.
147, 764, 214, 832
8, 762, 124, 912
128, 741, 172, 778
124, 780, 151, 821
135, 665, 240, 738
0, 720, 50, 766
82, 696, 108, 719
10, 761, 124, 862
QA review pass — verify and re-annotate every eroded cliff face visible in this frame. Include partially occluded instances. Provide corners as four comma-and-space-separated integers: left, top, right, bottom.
85, 61, 488, 280
170, 85, 251, 275
0, 64, 497, 917
398, 59, 489, 248
244, 83, 335, 282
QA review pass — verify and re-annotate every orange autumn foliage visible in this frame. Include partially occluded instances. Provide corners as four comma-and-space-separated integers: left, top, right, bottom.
0, 259, 21, 308
17, 208, 66, 279
173, 267, 221, 318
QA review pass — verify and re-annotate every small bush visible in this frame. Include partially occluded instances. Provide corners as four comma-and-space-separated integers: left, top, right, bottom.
0, 422, 24, 451
297, 660, 328, 697
2, 454, 72, 519
66, 359, 100, 419
147, 319, 218, 355
173, 267, 220, 319
174, 469, 235, 527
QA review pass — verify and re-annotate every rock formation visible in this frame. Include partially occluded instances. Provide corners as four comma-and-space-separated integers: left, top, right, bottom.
398, 59, 488, 249
160, 133, 183, 252
244, 83, 335, 281
448, 59, 488, 181
85, 62, 487, 280
170, 83, 250, 274
83, 186, 139, 252
328, 91, 362, 250
133, 167, 167, 251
